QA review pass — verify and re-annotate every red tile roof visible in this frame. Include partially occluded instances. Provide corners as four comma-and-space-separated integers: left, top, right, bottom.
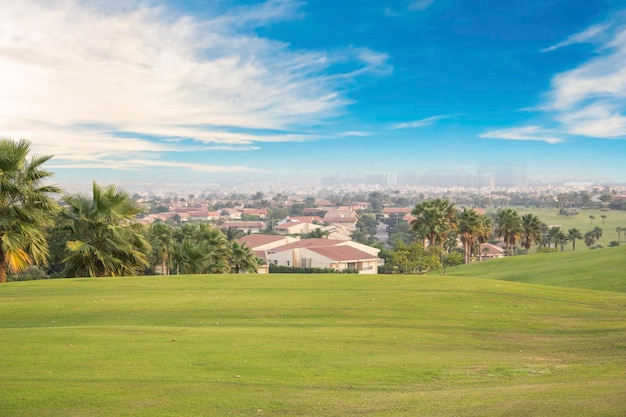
270, 238, 344, 252
307, 246, 376, 262
238, 234, 287, 249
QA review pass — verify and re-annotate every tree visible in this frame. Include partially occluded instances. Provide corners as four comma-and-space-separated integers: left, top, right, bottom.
547, 227, 566, 251
146, 222, 173, 275
0, 138, 61, 283
617, 227, 623, 243
592, 226, 603, 241
520, 213, 542, 254
229, 241, 259, 273
63, 182, 150, 277
495, 208, 522, 255
589, 215, 595, 225
601, 214, 607, 224
584, 231, 596, 248
410, 198, 458, 250
171, 223, 230, 274
306, 228, 330, 239
457, 208, 482, 263
386, 241, 441, 274
475, 214, 493, 262
567, 228, 583, 251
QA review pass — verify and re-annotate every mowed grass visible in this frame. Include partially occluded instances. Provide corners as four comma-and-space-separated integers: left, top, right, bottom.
508, 207, 626, 250
1, 275, 625, 416
446, 244, 626, 292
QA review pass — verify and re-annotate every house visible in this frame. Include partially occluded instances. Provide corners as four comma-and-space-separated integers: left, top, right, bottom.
237, 234, 300, 274
323, 209, 358, 226
237, 208, 268, 219
478, 243, 505, 260
274, 216, 324, 235
382, 207, 412, 218
265, 238, 380, 274
223, 221, 266, 234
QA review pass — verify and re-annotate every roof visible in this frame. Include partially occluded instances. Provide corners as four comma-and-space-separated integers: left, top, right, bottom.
480, 243, 505, 255
288, 216, 324, 224
238, 234, 287, 248
270, 238, 345, 252
306, 246, 377, 262
382, 207, 412, 214
224, 221, 266, 228
253, 250, 267, 264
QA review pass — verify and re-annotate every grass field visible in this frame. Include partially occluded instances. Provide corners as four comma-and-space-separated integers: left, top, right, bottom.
445, 244, 626, 292
1, 273, 625, 416
503, 207, 626, 250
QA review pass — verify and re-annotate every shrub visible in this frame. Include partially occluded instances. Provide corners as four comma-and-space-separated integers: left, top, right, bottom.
608, 240, 620, 247
8, 266, 49, 282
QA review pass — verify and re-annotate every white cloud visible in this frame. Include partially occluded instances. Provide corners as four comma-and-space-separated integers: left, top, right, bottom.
0, 0, 390, 171
541, 23, 610, 52
408, 0, 435, 11
390, 115, 450, 129
479, 126, 564, 144
491, 16, 626, 142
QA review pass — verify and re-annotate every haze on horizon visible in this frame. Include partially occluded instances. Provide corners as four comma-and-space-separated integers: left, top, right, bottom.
2, 0, 626, 187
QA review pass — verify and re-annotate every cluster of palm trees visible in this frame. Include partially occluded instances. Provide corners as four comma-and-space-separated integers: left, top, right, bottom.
0, 139, 259, 282
410, 199, 611, 264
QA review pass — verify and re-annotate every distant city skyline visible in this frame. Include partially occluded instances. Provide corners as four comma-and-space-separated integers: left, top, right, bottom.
2, 1, 626, 187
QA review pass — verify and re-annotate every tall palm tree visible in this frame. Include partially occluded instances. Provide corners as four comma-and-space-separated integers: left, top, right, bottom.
617, 226, 623, 243
147, 222, 172, 275
592, 226, 603, 241
520, 213, 542, 254
584, 231, 596, 248
0, 139, 61, 283
457, 208, 482, 264
495, 208, 522, 255
567, 228, 583, 251
476, 214, 493, 262
62, 182, 150, 277
410, 198, 458, 250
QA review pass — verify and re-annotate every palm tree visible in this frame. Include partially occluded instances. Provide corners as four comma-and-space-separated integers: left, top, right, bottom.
0, 139, 61, 283
410, 198, 458, 250
229, 241, 259, 273
476, 214, 493, 262
592, 226, 603, 241
457, 208, 482, 263
62, 182, 150, 277
589, 215, 595, 225
520, 213, 542, 254
547, 227, 564, 251
147, 222, 172, 275
567, 228, 583, 251
495, 208, 522, 255
617, 226, 623, 243
584, 231, 596, 248
172, 223, 231, 274
306, 228, 330, 239
601, 214, 607, 224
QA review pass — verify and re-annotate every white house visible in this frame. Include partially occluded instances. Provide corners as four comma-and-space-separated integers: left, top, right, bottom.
266, 238, 380, 274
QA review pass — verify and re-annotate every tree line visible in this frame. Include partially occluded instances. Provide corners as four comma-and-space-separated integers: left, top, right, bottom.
1, 139, 259, 282
380, 198, 618, 274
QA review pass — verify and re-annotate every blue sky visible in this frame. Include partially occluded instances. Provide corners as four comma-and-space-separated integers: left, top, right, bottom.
2, 0, 626, 187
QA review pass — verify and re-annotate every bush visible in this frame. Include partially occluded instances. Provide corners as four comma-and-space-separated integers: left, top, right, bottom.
269, 265, 358, 274
8, 266, 49, 282
608, 241, 620, 247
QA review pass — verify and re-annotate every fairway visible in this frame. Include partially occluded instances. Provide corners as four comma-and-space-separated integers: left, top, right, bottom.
1, 275, 625, 416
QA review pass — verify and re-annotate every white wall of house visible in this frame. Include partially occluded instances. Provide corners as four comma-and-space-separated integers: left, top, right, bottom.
267, 247, 378, 274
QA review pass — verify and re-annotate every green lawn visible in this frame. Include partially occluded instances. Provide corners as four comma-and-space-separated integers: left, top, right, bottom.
1, 274, 625, 416
446, 244, 626, 292
504, 207, 626, 250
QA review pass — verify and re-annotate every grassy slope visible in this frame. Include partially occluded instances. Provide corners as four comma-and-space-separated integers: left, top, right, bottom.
446, 244, 626, 292
504, 207, 626, 250
1, 274, 625, 417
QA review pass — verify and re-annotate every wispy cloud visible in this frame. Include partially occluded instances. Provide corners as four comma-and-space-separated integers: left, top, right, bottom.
487, 15, 626, 142
541, 23, 610, 52
389, 115, 450, 130
479, 126, 564, 144
408, 0, 435, 11
0, 0, 390, 172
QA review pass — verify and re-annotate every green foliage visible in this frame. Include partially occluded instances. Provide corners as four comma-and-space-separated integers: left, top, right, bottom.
0, 138, 61, 282
7, 265, 49, 282
269, 265, 358, 274
62, 182, 150, 277
385, 241, 441, 274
